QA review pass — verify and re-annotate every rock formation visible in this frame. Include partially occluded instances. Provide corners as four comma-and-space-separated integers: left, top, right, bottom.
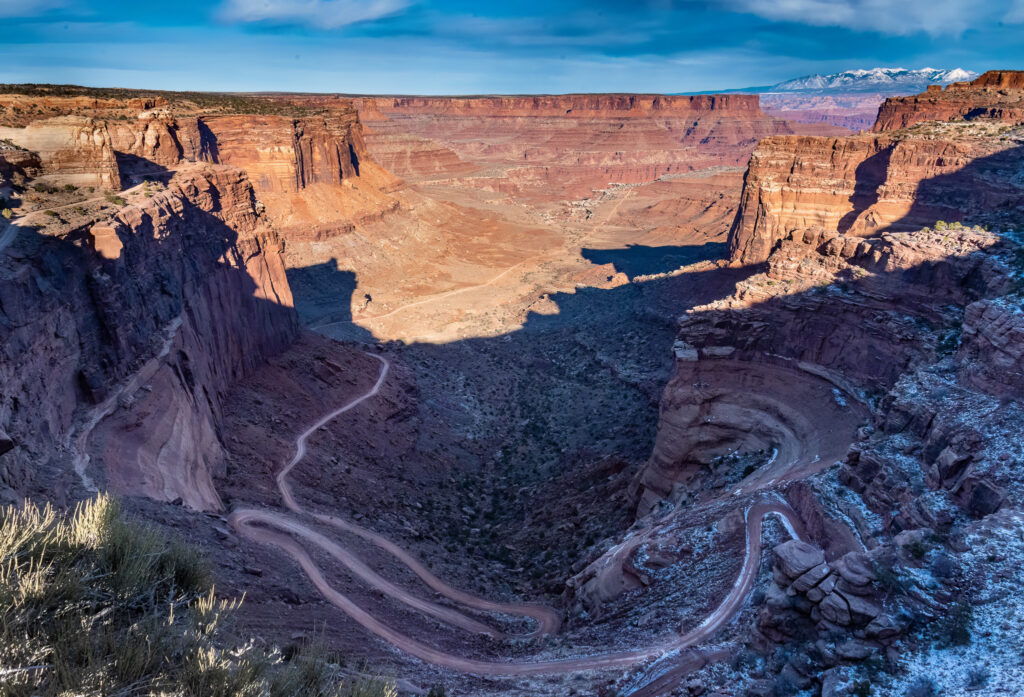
0, 116, 120, 189
349, 94, 845, 201
620, 76, 1024, 695
873, 70, 1024, 132
0, 164, 296, 509
729, 72, 1024, 265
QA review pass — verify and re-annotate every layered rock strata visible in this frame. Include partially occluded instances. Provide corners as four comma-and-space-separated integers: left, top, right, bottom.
873, 70, 1024, 132
0, 116, 120, 188
349, 94, 845, 200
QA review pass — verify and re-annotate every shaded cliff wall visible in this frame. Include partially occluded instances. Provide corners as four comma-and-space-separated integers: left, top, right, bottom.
0, 165, 296, 510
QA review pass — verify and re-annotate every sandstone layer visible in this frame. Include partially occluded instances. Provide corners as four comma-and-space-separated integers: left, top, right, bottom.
873, 70, 1024, 132
348, 94, 845, 202
0, 116, 119, 188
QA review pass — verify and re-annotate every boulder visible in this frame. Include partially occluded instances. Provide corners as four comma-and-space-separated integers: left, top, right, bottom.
864, 614, 903, 641
819, 592, 852, 626
836, 639, 875, 660
833, 552, 875, 588
956, 477, 1005, 517
774, 540, 826, 580
792, 561, 832, 593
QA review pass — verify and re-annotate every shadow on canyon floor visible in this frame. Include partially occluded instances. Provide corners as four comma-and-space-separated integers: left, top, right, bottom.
581, 242, 728, 280
115, 153, 175, 188
231, 227, 1018, 697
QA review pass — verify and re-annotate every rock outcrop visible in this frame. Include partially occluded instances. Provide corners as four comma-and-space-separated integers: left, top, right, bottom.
0, 116, 120, 189
0, 165, 296, 510
729, 127, 1024, 266
873, 70, 1024, 132
957, 298, 1024, 399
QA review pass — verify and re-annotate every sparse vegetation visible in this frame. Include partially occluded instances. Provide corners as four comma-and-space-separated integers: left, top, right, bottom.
0, 495, 395, 697
104, 192, 127, 206
966, 666, 989, 690
1, 208, 11, 219
936, 601, 974, 647
905, 676, 937, 697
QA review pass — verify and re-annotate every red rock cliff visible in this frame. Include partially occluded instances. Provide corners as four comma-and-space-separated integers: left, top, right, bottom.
0, 165, 297, 510
872, 70, 1024, 132
345, 93, 844, 200
729, 79, 1024, 265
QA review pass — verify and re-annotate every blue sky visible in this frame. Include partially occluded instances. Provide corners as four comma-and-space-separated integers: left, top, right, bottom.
2, 0, 1023, 93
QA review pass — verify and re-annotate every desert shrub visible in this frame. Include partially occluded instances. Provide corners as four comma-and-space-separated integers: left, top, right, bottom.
0, 495, 395, 697
937, 602, 974, 647
966, 666, 989, 690
904, 539, 929, 559
906, 677, 937, 697
62, 184, 76, 192
104, 192, 127, 206
853, 680, 873, 697
31, 182, 58, 194
934, 220, 948, 231
1, 208, 11, 219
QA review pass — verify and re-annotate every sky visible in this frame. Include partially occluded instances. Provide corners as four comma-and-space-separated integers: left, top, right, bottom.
2, 0, 1024, 94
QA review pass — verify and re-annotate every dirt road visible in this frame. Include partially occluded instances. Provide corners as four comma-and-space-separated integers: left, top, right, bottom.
230, 352, 808, 675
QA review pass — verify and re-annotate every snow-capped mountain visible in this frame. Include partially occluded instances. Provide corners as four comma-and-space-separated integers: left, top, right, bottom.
767, 67, 977, 93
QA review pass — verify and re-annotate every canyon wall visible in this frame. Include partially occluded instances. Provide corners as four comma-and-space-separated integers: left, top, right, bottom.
729, 72, 1024, 265
347, 93, 846, 201
760, 93, 882, 131
639, 77, 1024, 511
873, 70, 1024, 132
0, 116, 120, 188
0, 165, 296, 510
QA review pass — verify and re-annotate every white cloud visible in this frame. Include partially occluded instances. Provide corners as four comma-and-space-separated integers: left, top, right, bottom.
219, 0, 410, 29
720, 0, 997, 35
0, 0, 64, 17
1006, 0, 1024, 22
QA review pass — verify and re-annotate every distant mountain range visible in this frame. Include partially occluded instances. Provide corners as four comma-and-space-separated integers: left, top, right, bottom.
766, 67, 977, 94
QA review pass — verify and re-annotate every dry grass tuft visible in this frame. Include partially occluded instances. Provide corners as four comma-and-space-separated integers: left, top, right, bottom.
0, 495, 395, 697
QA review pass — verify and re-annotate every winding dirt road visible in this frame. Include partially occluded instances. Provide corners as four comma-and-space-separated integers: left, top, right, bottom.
229, 352, 809, 676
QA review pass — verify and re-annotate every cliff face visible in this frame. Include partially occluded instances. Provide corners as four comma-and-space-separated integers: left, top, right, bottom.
201, 111, 365, 194
0, 165, 296, 510
0, 116, 120, 189
622, 76, 1024, 691
872, 70, 1024, 132
356, 93, 764, 117
727, 132, 1024, 264
348, 93, 845, 200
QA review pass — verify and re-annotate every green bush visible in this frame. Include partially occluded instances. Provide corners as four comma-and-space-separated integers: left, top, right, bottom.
104, 193, 127, 206
938, 602, 974, 647
0, 495, 396, 697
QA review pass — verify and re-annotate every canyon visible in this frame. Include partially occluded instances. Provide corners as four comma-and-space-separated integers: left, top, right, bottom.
0, 70, 1022, 697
